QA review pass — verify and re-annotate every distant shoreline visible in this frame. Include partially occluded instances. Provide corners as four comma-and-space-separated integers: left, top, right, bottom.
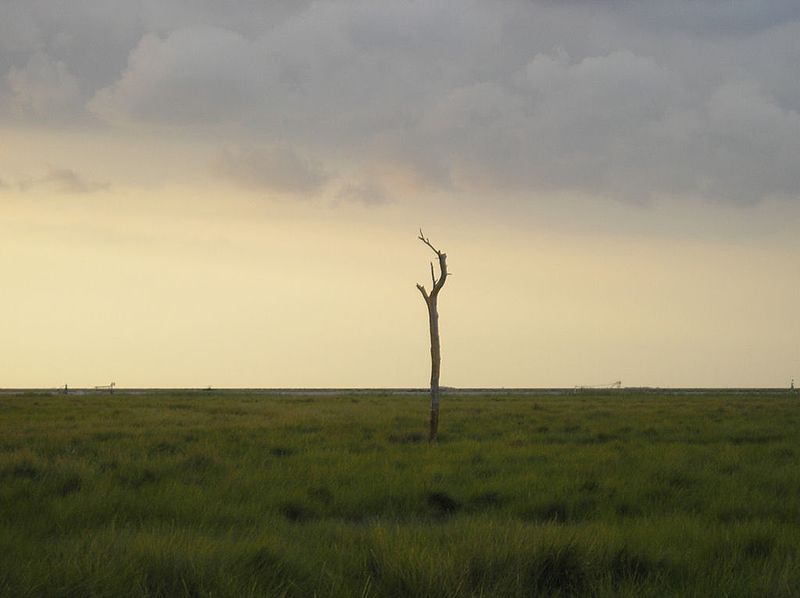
0, 387, 795, 396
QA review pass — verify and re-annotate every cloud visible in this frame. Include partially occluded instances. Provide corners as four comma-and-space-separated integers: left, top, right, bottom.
418, 49, 800, 203
5, 53, 81, 118
4, 1, 800, 204
88, 28, 263, 125
336, 180, 392, 206
20, 167, 110, 194
212, 145, 330, 197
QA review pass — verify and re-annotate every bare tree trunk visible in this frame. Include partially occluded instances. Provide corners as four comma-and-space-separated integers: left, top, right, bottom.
428, 295, 441, 441
416, 230, 448, 442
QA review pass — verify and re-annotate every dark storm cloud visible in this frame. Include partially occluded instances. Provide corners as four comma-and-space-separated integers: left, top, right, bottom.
2, 0, 800, 203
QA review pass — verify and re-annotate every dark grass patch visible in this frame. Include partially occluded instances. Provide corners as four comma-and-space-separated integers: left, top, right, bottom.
573, 497, 598, 519
148, 442, 181, 457
166, 403, 195, 411
279, 501, 314, 523
4, 461, 39, 480
99, 460, 119, 473
615, 502, 643, 518
744, 535, 775, 559
475, 467, 498, 479
242, 545, 299, 591
347, 441, 382, 454
391, 416, 419, 428
137, 554, 202, 598
767, 480, 790, 498
181, 454, 215, 472
365, 553, 414, 598
593, 432, 618, 443
244, 546, 284, 573
290, 425, 322, 434
269, 446, 296, 458
522, 501, 569, 523
463, 553, 513, 591
469, 491, 505, 509
92, 431, 126, 442
771, 447, 795, 460
308, 486, 333, 505
666, 472, 698, 490
118, 468, 159, 489
645, 487, 672, 503
426, 491, 460, 517
729, 433, 783, 445
525, 544, 588, 596
579, 479, 600, 493
58, 474, 82, 496
609, 547, 658, 587
388, 432, 424, 444
717, 507, 754, 523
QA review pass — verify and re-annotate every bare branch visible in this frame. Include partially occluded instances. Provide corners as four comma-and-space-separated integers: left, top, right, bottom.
416, 283, 429, 302
417, 230, 449, 299
418, 228, 442, 256
432, 251, 447, 295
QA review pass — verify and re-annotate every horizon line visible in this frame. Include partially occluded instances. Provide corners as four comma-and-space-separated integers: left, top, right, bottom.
0, 386, 795, 394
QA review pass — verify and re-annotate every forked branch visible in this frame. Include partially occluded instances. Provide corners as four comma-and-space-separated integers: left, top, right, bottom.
417, 229, 448, 298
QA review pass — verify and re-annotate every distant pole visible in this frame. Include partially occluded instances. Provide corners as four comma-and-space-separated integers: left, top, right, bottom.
63, 384, 68, 395
416, 229, 449, 442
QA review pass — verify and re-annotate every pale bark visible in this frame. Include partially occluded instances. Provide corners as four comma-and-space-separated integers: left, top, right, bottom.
416, 230, 448, 442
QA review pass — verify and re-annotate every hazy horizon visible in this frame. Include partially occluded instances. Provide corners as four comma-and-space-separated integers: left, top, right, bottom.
2, 1, 799, 388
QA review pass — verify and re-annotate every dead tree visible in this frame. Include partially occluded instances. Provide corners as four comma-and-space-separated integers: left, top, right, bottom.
416, 229, 448, 442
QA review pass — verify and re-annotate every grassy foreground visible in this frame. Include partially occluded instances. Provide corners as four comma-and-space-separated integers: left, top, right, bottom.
1, 389, 799, 597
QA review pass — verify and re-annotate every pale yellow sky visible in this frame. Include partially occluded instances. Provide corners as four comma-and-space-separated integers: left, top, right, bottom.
1, 151, 798, 388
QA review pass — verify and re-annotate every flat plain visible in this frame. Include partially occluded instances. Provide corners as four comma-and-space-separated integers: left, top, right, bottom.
1, 389, 799, 597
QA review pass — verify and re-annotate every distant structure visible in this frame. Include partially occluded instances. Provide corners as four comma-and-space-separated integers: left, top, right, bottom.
94, 382, 116, 394
574, 380, 622, 392
792, 379, 795, 391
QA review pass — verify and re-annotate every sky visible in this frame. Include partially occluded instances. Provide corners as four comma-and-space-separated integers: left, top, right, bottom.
1, 0, 798, 388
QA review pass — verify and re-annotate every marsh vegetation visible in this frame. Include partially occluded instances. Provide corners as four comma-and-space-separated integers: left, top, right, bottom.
1, 390, 798, 596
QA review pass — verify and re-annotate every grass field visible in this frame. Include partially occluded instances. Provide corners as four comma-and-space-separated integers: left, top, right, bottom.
1, 389, 799, 597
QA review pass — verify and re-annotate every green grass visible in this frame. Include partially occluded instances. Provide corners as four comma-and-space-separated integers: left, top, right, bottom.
1, 389, 799, 597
